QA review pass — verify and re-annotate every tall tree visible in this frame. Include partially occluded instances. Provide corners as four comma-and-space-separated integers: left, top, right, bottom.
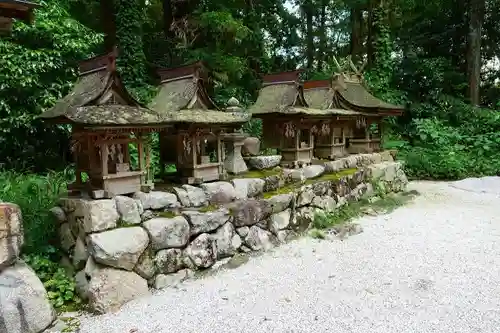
466, 0, 486, 105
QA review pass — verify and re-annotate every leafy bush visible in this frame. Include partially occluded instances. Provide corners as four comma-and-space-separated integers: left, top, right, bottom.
0, 170, 70, 254
23, 248, 81, 311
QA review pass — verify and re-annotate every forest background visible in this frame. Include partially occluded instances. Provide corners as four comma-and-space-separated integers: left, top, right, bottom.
0, 0, 499, 310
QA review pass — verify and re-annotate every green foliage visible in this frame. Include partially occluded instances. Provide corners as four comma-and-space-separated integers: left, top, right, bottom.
0, 0, 102, 172
0, 170, 70, 253
115, 0, 156, 103
23, 249, 81, 311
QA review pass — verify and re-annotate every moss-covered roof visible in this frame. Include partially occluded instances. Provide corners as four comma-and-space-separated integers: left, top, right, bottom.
38, 50, 168, 126
330, 73, 404, 115
303, 80, 365, 117
65, 105, 164, 125
248, 71, 332, 116
149, 62, 250, 125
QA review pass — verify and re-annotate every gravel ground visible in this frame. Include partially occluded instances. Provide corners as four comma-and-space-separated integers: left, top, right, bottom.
78, 180, 500, 333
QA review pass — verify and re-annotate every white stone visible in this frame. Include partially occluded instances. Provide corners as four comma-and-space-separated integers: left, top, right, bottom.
231, 178, 266, 199
311, 196, 337, 212
143, 216, 190, 250
242, 137, 261, 156
264, 193, 293, 214
248, 155, 281, 170
87, 268, 150, 314
184, 233, 217, 268
244, 226, 276, 251
81, 199, 120, 233
236, 226, 250, 237
154, 269, 192, 289
0, 261, 56, 333
212, 222, 242, 258
134, 250, 156, 280
173, 185, 207, 207
133, 191, 179, 210
297, 187, 314, 206
155, 248, 185, 274
302, 165, 325, 179
59, 223, 76, 252
182, 208, 231, 236
88, 227, 149, 270
200, 182, 237, 204
72, 236, 88, 270
0, 203, 23, 269
269, 209, 291, 235
114, 196, 141, 225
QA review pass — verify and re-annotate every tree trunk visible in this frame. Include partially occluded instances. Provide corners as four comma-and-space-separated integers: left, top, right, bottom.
350, 5, 364, 63
162, 0, 174, 40
466, 0, 485, 105
317, 0, 327, 71
366, 0, 376, 67
303, 0, 315, 69
100, 0, 116, 52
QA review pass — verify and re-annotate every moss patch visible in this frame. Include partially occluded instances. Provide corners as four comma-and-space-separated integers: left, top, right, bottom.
262, 168, 359, 199
232, 168, 282, 180
157, 211, 178, 218
198, 204, 219, 212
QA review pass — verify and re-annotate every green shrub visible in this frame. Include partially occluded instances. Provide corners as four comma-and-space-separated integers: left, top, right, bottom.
23, 248, 81, 311
0, 170, 69, 254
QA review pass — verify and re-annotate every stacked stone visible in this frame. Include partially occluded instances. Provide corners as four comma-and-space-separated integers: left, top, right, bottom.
51, 151, 408, 314
0, 203, 56, 333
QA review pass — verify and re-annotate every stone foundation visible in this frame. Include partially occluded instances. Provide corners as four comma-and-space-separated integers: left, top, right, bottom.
0, 203, 56, 333
51, 151, 408, 314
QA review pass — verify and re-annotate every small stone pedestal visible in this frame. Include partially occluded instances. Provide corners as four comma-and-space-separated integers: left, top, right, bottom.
223, 133, 248, 175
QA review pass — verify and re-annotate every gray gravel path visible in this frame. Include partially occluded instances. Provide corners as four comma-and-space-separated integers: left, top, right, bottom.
79, 180, 500, 333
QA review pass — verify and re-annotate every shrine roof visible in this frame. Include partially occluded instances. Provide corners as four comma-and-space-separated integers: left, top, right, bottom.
38, 49, 169, 126
0, 0, 39, 22
248, 70, 332, 116
149, 62, 251, 126
303, 79, 365, 117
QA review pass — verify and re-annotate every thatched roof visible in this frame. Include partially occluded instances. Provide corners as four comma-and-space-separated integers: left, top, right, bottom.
149, 61, 250, 125
303, 79, 365, 117
248, 70, 331, 117
38, 49, 167, 126
332, 73, 404, 116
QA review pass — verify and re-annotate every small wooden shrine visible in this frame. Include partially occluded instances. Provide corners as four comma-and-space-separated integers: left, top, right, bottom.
149, 62, 251, 184
303, 79, 365, 159
0, 0, 39, 35
248, 70, 331, 168
39, 49, 168, 197
329, 57, 404, 153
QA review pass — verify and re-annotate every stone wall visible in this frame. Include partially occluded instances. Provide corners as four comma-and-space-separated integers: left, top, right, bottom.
0, 203, 56, 333
51, 151, 408, 314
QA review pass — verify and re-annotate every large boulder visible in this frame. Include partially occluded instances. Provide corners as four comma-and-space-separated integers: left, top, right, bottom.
200, 182, 237, 204
173, 185, 207, 207
248, 155, 281, 170
87, 268, 150, 314
244, 226, 276, 251
143, 216, 190, 250
87, 227, 149, 270
182, 208, 231, 236
155, 248, 185, 274
228, 199, 271, 227
0, 261, 56, 333
133, 191, 179, 210
268, 209, 291, 235
0, 203, 23, 270
114, 196, 142, 225
231, 178, 265, 199
184, 233, 217, 269
212, 222, 242, 258
242, 137, 261, 156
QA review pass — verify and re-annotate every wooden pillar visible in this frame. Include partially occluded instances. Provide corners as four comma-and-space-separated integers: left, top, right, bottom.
192, 134, 198, 166
100, 143, 109, 176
